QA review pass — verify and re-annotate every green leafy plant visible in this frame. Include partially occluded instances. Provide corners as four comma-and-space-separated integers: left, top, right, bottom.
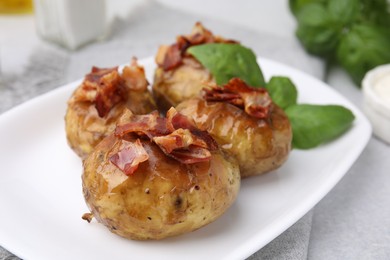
295, 3, 342, 56
290, 0, 390, 86
337, 24, 390, 84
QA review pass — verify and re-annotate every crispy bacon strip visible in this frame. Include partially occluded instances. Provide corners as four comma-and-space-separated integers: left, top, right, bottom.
121, 58, 149, 91
85, 66, 118, 83
73, 67, 118, 103
156, 22, 238, 71
169, 147, 213, 164
166, 107, 218, 150
73, 66, 127, 117
110, 108, 218, 174
203, 78, 272, 119
159, 37, 190, 71
153, 128, 212, 164
94, 70, 127, 117
109, 139, 149, 176
73, 59, 149, 118
114, 111, 169, 139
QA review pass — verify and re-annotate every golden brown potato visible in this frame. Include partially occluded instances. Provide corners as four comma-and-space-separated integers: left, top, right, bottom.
153, 57, 213, 112
176, 78, 292, 178
65, 59, 156, 158
82, 109, 240, 240
152, 22, 236, 112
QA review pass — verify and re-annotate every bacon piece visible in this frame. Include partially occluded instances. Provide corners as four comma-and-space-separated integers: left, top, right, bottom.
153, 129, 195, 153
159, 44, 182, 71
115, 111, 169, 139
112, 108, 218, 172
85, 66, 118, 84
116, 108, 134, 126
115, 111, 159, 137
153, 128, 212, 164
121, 58, 149, 91
166, 106, 192, 132
169, 147, 212, 164
109, 139, 149, 176
72, 66, 119, 103
72, 66, 128, 117
202, 87, 243, 106
160, 36, 191, 70
116, 108, 217, 150
203, 78, 272, 119
157, 22, 237, 71
166, 107, 218, 150
189, 22, 215, 44
72, 59, 149, 118
94, 69, 127, 117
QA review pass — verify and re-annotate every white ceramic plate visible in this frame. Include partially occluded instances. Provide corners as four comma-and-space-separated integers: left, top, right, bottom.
0, 57, 371, 260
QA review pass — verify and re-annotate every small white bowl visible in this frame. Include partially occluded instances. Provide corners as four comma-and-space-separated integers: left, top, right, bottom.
362, 64, 390, 144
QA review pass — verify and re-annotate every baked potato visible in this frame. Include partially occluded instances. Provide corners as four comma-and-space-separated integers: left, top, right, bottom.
152, 22, 236, 112
65, 59, 156, 158
176, 78, 292, 178
82, 108, 240, 240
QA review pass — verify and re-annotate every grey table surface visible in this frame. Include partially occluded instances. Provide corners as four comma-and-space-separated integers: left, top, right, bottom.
1, 1, 389, 259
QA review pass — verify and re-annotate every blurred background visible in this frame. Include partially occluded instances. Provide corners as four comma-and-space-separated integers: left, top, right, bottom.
0, 0, 295, 75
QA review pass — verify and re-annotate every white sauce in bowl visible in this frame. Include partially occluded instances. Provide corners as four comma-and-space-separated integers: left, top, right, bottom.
362, 64, 390, 144
373, 74, 390, 105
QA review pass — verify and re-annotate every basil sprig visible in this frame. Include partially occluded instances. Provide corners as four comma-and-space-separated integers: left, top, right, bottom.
265, 77, 354, 149
187, 43, 265, 86
187, 43, 355, 149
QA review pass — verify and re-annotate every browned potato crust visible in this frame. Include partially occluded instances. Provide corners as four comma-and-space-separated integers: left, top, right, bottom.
176, 98, 292, 177
82, 134, 240, 240
153, 57, 213, 112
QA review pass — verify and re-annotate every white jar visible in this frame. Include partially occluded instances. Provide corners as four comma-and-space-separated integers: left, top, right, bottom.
34, 0, 106, 50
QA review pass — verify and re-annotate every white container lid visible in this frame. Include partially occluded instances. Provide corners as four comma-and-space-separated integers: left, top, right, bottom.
362, 64, 390, 144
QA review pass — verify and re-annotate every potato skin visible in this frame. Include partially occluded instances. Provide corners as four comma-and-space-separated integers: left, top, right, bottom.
176, 98, 292, 178
82, 134, 240, 240
152, 57, 213, 112
65, 88, 156, 159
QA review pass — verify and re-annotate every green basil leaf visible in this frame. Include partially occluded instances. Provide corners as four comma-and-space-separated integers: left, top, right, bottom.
285, 104, 355, 149
187, 43, 265, 86
266, 76, 298, 109
296, 3, 329, 26
337, 23, 390, 85
296, 3, 342, 56
328, 0, 359, 25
